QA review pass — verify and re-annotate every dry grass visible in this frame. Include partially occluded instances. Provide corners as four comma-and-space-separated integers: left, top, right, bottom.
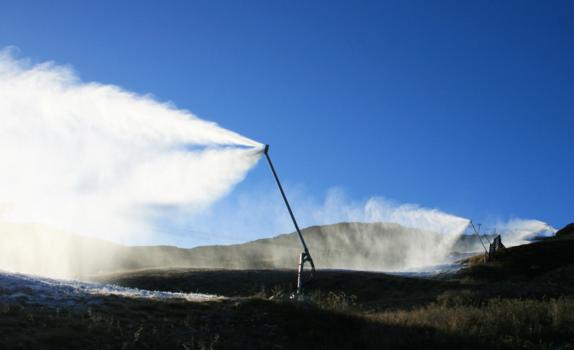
3, 289, 574, 349
372, 297, 574, 349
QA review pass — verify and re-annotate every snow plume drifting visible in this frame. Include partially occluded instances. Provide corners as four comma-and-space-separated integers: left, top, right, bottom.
191, 188, 471, 270
307, 189, 470, 237
492, 219, 556, 246
454, 219, 557, 255
0, 49, 262, 241
0, 49, 262, 277
307, 190, 471, 270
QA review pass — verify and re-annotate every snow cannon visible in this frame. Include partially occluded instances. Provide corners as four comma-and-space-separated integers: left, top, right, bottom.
263, 144, 315, 297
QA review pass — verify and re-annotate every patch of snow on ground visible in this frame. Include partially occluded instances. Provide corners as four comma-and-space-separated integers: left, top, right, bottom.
386, 263, 463, 278
0, 270, 220, 308
322, 262, 463, 278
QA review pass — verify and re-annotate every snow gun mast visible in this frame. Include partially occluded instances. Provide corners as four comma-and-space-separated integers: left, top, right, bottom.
263, 144, 315, 297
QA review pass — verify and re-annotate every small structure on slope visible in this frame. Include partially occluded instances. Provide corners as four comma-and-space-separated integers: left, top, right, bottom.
488, 235, 505, 261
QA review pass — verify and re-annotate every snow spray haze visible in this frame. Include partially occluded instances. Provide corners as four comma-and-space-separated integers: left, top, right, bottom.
307, 190, 471, 270
191, 188, 471, 271
490, 219, 556, 246
0, 49, 263, 277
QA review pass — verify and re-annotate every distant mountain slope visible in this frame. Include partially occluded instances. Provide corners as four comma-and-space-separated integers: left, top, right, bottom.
1, 221, 483, 278
115, 222, 466, 273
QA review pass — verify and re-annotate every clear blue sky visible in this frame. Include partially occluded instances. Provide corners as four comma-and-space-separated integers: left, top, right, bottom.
1, 1, 572, 238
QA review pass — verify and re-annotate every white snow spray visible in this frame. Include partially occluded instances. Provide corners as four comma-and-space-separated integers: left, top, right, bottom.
0, 49, 263, 239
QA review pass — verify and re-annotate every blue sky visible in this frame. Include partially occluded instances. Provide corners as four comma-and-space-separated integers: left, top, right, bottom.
1, 1, 572, 243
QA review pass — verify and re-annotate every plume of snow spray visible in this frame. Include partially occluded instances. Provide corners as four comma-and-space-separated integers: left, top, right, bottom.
493, 219, 556, 246
0, 49, 262, 241
309, 189, 470, 236
310, 190, 471, 270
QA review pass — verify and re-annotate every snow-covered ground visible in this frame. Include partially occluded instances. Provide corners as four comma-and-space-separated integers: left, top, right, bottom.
386, 263, 463, 278
321, 262, 463, 278
0, 270, 220, 308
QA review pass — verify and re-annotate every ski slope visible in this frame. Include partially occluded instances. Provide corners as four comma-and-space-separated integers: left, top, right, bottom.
0, 270, 220, 308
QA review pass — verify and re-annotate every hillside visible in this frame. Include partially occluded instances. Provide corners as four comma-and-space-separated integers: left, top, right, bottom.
3, 223, 574, 349
459, 228, 574, 282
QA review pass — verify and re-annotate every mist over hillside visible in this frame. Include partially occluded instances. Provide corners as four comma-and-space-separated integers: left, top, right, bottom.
0, 221, 490, 278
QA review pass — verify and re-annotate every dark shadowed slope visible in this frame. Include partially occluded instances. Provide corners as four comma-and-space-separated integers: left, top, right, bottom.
555, 223, 574, 237
459, 223, 574, 281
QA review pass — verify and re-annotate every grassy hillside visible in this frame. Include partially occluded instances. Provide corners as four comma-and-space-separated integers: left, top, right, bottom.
459, 232, 574, 281
3, 223, 574, 349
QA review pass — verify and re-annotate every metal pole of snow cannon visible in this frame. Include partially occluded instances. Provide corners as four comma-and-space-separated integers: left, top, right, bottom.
262, 144, 315, 296
470, 221, 488, 261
